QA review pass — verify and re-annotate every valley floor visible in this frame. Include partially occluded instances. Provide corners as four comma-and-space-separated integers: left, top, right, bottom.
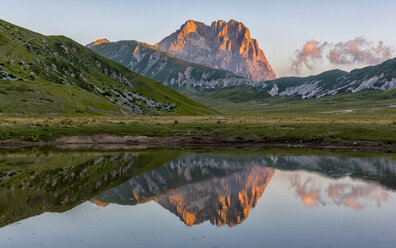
0, 115, 395, 151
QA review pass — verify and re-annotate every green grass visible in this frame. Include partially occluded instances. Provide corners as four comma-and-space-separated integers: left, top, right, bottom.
0, 80, 121, 115
184, 88, 396, 117
0, 116, 395, 143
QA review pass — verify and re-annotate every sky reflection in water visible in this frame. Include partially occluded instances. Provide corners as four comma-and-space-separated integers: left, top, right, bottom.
0, 150, 395, 248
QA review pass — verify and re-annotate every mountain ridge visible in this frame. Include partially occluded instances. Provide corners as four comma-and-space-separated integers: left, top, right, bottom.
89, 39, 254, 90
256, 58, 396, 98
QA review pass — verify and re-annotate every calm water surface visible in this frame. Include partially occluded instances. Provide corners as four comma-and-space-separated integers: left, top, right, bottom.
0, 148, 395, 248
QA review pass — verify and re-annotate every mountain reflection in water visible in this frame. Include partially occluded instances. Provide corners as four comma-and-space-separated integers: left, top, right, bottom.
153, 166, 273, 226
1, 150, 396, 248
92, 152, 395, 227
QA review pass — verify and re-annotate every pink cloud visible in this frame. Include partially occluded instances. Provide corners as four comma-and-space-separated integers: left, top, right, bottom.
290, 37, 394, 73
328, 37, 393, 65
291, 40, 328, 73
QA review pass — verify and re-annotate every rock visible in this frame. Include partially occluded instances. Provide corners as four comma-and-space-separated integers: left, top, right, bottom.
156, 19, 276, 81
86, 38, 110, 48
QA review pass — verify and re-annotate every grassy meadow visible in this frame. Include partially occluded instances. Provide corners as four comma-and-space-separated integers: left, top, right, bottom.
183, 88, 396, 117
1, 86, 396, 144
0, 115, 395, 143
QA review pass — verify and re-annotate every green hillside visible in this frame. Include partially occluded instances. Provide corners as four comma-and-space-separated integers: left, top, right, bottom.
0, 19, 216, 116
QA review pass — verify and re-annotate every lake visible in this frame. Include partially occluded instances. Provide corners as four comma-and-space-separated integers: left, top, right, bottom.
0, 148, 395, 248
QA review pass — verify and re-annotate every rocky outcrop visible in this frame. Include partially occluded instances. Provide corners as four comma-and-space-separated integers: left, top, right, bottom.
156, 20, 276, 82
86, 38, 110, 48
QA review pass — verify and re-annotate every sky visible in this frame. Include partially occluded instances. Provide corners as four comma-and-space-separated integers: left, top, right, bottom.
1, 0, 395, 77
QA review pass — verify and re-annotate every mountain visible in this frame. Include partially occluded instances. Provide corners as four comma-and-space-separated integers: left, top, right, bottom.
0, 19, 216, 115
192, 58, 396, 104
86, 38, 110, 49
154, 166, 274, 227
94, 153, 275, 227
93, 152, 396, 226
89, 39, 253, 90
3, 150, 396, 228
89, 37, 395, 104
155, 19, 276, 82
255, 58, 396, 98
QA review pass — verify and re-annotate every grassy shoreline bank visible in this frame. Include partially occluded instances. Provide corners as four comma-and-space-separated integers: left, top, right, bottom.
0, 116, 395, 150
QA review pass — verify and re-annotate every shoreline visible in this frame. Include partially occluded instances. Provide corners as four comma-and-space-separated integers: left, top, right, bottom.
0, 134, 395, 152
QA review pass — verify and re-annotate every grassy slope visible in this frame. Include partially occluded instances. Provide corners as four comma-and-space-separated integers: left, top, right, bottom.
0, 80, 121, 115
263, 69, 347, 91
0, 19, 216, 116
133, 75, 218, 115
184, 87, 396, 117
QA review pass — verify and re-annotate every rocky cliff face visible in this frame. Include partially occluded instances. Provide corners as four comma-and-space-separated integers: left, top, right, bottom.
156, 20, 276, 82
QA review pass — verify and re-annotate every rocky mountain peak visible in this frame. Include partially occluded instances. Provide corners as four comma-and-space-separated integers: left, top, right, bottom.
86, 38, 110, 48
156, 19, 276, 81
180, 20, 198, 34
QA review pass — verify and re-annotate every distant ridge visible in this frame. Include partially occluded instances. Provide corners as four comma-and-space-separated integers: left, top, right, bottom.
255, 58, 396, 98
